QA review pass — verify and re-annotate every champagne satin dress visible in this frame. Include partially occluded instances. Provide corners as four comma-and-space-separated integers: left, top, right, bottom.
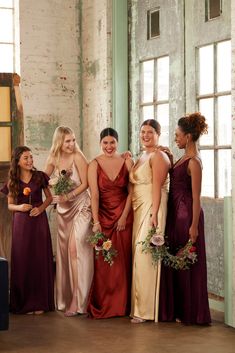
56, 163, 94, 313
129, 158, 169, 321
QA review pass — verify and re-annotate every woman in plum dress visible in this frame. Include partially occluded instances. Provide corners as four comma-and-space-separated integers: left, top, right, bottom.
1, 146, 54, 314
87, 128, 133, 318
45, 126, 93, 316
159, 112, 211, 325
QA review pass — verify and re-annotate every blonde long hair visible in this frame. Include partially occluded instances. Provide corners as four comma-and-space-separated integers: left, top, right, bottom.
49, 126, 81, 165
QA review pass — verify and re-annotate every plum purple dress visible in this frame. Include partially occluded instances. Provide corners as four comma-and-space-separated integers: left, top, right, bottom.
159, 158, 211, 324
1, 171, 54, 314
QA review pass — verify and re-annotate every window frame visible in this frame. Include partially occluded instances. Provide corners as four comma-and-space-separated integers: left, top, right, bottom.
196, 40, 231, 199
0, 1, 15, 73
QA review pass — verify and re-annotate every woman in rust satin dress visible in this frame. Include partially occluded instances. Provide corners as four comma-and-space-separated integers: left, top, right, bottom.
87, 128, 133, 318
45, 126, 93, 316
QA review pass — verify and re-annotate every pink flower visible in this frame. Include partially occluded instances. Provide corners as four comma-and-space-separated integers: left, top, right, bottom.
150, 234, 165, 247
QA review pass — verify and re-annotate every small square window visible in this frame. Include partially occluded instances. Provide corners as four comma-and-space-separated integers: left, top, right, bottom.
147, 8, 160, 40
206, 0, 222, 21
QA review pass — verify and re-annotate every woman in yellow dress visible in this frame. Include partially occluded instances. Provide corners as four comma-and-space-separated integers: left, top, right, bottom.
130, 119, 171, 323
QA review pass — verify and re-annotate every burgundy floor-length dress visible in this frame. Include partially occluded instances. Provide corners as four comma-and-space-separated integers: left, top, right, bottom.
87, 160, 133, 318
2, 172, 55, 314
159, 159, 211, 324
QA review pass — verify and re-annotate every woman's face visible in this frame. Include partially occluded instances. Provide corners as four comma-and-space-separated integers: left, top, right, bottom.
61, 133, 76, 154
18, 151, 33, 171
174, 127, 188, 149
140, 125, 159, 148
100, 135, 118, 157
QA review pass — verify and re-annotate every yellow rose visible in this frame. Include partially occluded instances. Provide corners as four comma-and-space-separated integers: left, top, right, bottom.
102, 240, 112, 251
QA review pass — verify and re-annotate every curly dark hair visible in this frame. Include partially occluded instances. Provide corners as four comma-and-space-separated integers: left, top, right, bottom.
178, 112, 208, 141
8, 146, 44, 198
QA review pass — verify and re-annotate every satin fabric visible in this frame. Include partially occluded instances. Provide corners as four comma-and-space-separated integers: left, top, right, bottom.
87, 161, 133, 318
159, 159, 211, 324
129, 159, 169, 321
56, 164, 93, 313
2, 172, 55, 314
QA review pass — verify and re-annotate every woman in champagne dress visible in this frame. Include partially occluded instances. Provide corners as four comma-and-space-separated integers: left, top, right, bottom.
159, 113, 211, 324
130, 119, 171, 323
45, 126, 93, 316
87, 128, 133, 318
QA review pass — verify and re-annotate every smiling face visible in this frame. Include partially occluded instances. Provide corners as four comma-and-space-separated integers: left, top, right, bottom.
18, 151, 34, 171
61, 133, 76, 154
174, 126, 189, 149
100, 135, 118, 157
140, 124, 159, 148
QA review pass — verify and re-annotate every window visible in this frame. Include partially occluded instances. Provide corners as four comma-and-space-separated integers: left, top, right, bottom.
197, 40, 231, 198
205, 0, 222, 21
0, 0, 15, 72
140, 56, 169, 146
147, 8, 160, 40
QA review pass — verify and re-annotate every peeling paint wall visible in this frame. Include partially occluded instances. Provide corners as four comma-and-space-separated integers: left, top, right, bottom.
20, 0, 81, 169
82, 0, 112, 160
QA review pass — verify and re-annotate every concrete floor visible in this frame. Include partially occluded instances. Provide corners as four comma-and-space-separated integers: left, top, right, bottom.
0, 311, 234, 353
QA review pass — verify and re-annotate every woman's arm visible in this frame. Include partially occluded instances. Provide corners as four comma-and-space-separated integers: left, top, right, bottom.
188, 158, 202, 243
116, 158, 134, 231
29, 186, 53, 217
88, 160, 101, 233
8, 194, 32, 212
44, 155, 55, 177
151, 151, 170, 228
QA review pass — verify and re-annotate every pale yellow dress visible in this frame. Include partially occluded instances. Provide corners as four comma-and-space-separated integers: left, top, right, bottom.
129, 158, 169, 322
56, 163, 94, 313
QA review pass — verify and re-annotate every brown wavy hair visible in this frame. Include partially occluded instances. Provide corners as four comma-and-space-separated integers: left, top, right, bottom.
8, 146, 43, 198
141, 119, 161, 135
178, 112, 208, 141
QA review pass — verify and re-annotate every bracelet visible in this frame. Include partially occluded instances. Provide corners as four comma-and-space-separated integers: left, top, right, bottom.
93, 221, 100, 226
72, 191, 76, 198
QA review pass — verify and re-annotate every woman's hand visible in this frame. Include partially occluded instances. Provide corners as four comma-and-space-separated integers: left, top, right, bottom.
189, 225, 198, 244
150, 213, 158, 229
116, 216, 126, 231
92, 223, 102, 233
19, 204, 32, 212
30, 207, 42, 217
53, 194, 67, 204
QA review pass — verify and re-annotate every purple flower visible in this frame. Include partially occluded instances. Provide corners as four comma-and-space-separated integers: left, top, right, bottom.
61, 169, 66, 175
150, 234, 165, 247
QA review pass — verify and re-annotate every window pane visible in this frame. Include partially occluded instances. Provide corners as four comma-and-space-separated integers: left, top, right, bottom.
142, 105, 154, 121
157, 56, 169, 101
0, 87, 11, 122
218, 150, 231, 198
0, 127, 11, 162
142, 60, 154, 103
206, 0, 221, 20
200, 150, 214, 197
147, 9, 160, 39
0, 44, 13, 72
199, 45, 214, 95
0, 9, 13, 42
199, 98, 214, 145
157, 104, 169, 146
217, 41, 231, 92
0, 0, 13, 7
217, 95, 231, 145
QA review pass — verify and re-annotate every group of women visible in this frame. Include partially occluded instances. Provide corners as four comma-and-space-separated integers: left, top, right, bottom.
1, 112, 211, 325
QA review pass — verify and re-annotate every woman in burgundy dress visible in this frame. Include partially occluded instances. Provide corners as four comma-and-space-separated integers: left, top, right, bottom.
2, 146, 54, 314
87, 128, 133, 318
159, 112, 211, 325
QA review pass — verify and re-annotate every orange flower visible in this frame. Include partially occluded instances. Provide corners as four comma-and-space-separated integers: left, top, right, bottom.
102, 240, 112, 251
23, 187, 31, 196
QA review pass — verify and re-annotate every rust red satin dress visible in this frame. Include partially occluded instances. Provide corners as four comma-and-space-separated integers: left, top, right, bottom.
87, 160, 133, 318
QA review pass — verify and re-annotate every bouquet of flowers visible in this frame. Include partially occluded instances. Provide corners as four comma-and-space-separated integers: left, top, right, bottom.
49, 169, 75, 195
140, 227, 197, 270
89, 231, 118, 266
140, 227, 167, 265
164, 240, 197, 270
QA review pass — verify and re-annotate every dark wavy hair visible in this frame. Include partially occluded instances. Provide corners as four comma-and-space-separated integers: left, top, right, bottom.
141, 119, 161, 135
100, 127, 119, 142
178, 112, 208, 141
8, 146, 43, 198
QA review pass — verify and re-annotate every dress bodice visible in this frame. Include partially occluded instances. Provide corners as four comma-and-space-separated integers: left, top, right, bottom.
169, 159, 192, 199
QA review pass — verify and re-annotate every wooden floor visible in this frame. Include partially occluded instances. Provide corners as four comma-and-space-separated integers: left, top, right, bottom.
0, 310, 234, 353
